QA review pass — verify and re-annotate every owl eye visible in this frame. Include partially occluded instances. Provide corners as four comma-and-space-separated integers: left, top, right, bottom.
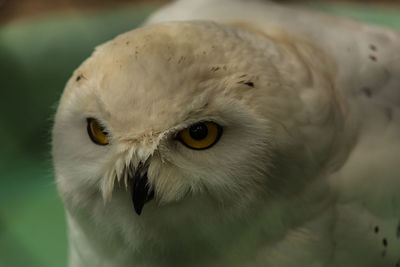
178, 122, 222, 150
87, 118, 109, 145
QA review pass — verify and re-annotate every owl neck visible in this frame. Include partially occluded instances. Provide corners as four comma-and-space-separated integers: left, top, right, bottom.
66, 179, 335, 267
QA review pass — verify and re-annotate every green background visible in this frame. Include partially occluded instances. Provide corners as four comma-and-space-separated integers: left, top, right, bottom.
0, 3, 399, 267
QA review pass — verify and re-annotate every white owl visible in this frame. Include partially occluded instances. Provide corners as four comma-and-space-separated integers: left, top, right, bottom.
52, 0, 400, 266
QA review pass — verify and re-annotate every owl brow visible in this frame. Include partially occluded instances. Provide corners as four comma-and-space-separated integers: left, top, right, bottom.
184, 102, 209, 119
92, 92, 112, 120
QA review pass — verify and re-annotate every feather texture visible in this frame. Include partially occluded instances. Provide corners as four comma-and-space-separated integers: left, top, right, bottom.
52, 1, 400, 266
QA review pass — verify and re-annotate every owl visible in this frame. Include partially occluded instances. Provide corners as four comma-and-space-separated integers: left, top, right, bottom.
52, 0, 400, 266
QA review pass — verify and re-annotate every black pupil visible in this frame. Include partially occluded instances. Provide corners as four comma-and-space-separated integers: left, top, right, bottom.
189, 123, 208, 140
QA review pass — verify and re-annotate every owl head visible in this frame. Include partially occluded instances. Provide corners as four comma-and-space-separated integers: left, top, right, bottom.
52, 21, 349, 243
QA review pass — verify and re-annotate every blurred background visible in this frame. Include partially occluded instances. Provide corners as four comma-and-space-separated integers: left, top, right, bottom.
0, 0, 399, 266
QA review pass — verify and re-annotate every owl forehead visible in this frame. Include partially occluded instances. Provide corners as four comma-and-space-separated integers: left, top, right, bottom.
67, 22, 264, 139
96, 72, 219, 139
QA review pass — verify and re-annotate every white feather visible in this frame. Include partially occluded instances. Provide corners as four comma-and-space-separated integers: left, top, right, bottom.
52, 1, 400, 266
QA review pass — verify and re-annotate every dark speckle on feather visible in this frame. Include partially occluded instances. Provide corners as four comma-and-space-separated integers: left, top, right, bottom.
382, 238, 388, 247
396, 221, 400, 239
369, 44, 377, 51
384, 108, 393, 121
178, 56, 185, 64
374, 226, 379, 234
396, 259, 400, 267
369, 55, 377, 62
76, 74, 85, 82
238, 80, 255, 88
244, 81, 254, 87
210, 66, 220, 72
361, 87, 372, 98
383, 67, 392, 80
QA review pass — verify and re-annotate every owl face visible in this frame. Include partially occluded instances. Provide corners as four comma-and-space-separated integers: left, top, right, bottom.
53, 21, 341, 225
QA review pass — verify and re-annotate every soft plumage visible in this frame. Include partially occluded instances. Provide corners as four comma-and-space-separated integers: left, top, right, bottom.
52, 0, 400, 266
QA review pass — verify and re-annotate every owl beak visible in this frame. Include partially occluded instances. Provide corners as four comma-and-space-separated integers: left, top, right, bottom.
130, 163, 154, 215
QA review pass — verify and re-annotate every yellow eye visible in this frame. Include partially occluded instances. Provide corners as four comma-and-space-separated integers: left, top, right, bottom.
87, 118, 109, 145
178, 122, 222, 150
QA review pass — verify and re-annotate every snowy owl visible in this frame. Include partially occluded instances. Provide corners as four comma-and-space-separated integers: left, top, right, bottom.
52, 0, 400, 266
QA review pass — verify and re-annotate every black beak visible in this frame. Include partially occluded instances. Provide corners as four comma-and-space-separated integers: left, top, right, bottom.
129, 162, 154, 215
